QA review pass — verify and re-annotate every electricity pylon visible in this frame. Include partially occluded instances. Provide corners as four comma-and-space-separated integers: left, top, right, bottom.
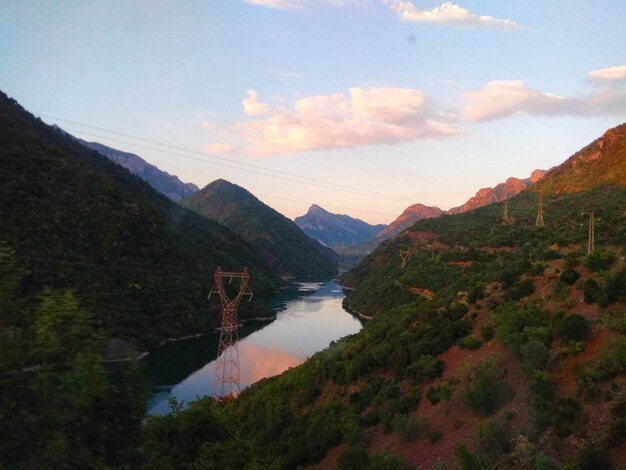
208, 267, 252, 397
535, 193, 544, 228
584, 212, 595, 255
503, 199, 509, 223
399, 249, 410, 268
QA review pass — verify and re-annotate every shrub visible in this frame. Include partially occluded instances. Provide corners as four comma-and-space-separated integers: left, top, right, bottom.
338, 446, 369, 470
505, 279, 535, 301
585, 249, 615, 272
457, 335, 483, 350
559, 268, 580, 285
367, 449, 408, 470
557, 314, 590, 343
480, 325, 495, 341
426, 386, 440, 405
582, 279, 601, 304
463, 359, 513, 416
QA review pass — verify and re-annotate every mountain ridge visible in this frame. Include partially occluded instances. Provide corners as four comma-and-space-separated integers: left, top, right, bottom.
182, 180, 338, 276
294, 204, 386, 249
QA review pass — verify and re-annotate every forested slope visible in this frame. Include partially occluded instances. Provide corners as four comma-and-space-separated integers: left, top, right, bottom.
0, 91, 280, 348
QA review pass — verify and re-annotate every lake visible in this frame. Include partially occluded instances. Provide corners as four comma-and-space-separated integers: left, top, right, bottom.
145, 277, 363, 415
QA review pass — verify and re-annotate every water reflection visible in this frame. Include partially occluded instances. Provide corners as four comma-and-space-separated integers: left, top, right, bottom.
146, 278, 362, 415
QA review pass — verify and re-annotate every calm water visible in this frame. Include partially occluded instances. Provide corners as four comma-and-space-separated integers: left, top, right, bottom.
145, 278, 362, 414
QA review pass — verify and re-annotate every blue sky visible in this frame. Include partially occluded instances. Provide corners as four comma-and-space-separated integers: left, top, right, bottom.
1, 1, 625, 223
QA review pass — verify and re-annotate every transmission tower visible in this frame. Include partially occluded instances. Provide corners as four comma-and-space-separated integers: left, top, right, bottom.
399, 249, 410, 268
535, 193, 545, 228
208, 267, 253, 398
586, 212, 595, 255
503, 199, 509, 223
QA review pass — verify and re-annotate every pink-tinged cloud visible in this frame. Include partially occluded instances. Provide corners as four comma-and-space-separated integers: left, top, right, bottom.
205, 143, 238, 155
234, 86, 460, 156
201, 120, 215, 130
588, 64, 626, 84
463, 80, 626, 122
243, 89, 269, 116
386, 0, 519, 29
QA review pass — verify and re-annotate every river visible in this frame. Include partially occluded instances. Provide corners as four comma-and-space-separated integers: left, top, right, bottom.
145, 277, 363, 415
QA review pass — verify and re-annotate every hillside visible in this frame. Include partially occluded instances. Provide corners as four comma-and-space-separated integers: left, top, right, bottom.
137, 126, 626, 469
534, 123, 626, 194
294, 204, 386, 248
0, 91, 280, 348
182, 180, 338, 277
78, 139, 199, 202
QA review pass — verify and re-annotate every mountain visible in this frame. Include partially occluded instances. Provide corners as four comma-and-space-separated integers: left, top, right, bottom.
294, 204, 386, 248
0, 91, 279, 347
182, 180, 338, 276
377, 203, 445, 239
534, 123, 626, 194
77, 139, 199, 202
449, 170, 546, 215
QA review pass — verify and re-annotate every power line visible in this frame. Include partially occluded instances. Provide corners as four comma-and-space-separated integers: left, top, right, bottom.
39, 114, 416, 203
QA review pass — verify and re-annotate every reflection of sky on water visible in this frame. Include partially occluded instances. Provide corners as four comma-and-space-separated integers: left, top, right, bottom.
147, 278, 362, 415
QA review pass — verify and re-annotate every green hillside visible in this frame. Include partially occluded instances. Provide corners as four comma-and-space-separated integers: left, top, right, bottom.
182, 179, 338, 277
0, 92, 280, 348
534, 123, 626, 194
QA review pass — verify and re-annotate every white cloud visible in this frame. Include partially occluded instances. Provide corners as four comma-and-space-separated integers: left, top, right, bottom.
385, 0, 519, 29
587, 64, 626, 85
231, 87, 460, 156
463, 79, 626, 122
244, 0, 307, 9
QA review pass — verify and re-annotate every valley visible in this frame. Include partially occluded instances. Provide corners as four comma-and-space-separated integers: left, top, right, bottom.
1, 90, 625, 469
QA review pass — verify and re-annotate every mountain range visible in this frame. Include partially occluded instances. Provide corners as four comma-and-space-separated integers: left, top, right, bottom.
76, 138, 199, 202
294, 204, 386, 248
182, 180, 337, 277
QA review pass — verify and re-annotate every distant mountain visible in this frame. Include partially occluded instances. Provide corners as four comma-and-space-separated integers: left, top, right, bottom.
449, 169, 546, 214
0, 91, 279, 347
534, 123, 626, 194
182, 180, 338, 276
77, 139, 199, 202
294, 204, 386, 249
377, 203, 445, 239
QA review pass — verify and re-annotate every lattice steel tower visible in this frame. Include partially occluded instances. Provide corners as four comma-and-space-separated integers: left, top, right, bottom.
208, 267, 252, 397
536, 193, 545, 228
586, 212, 595, 255
503, 199, 509, 223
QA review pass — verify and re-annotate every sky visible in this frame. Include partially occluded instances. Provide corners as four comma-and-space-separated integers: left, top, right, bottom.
1, 0, 625, 224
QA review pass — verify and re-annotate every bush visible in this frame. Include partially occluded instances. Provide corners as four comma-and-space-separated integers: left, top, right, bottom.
585, 249, 615, 272
457, 335, 483, 350
560, 268, 580, 285
338, 446, 369, 470
557, 314, 590, 343
367, 449, 408, 470
505, 279, 535, 301
480, 325, 495, 341
426, 386, 440, 405
582, 279, 601, 304
463, 359, 513, 416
